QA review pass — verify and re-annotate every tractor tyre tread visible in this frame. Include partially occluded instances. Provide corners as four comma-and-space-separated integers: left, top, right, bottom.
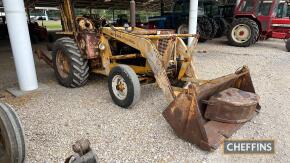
197, 23, 207, 42
215, 18, 229, 38
197, 17, 212, 41
208, 18, 219, 39
52, 37, 89, 88
286, 39, 290, 52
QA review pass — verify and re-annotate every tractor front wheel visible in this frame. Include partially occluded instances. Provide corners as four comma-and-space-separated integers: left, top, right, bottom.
108, 65, 141, 108
227, 18, 259, 47
208, 18, 218, 39
177, 24, 189, 34
215, 18, 229, 38
52, 37, 89, 88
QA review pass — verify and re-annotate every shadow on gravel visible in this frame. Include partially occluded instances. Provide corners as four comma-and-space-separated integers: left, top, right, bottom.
256, 40, 286, 52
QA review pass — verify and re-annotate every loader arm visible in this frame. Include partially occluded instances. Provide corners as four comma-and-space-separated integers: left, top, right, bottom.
59, 0, 76, 33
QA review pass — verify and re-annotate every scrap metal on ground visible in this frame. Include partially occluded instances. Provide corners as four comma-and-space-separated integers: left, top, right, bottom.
36, 0, 261, 151
65, 139, 98, 163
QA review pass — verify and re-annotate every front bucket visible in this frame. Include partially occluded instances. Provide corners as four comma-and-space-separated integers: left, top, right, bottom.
162, 66, 260, 151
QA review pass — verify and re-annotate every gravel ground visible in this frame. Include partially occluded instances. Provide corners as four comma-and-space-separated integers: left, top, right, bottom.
0, 38, 289, 162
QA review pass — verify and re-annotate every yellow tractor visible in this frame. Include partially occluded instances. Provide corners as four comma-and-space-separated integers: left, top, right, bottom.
37, 0, 261, 151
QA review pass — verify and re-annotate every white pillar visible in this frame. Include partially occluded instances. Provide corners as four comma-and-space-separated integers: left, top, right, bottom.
3, 0, 38, 91
188, 0, 199, 44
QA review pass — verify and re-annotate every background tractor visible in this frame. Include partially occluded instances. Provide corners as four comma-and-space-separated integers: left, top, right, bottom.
148, 0, 221, 42
227, 0, 290, 50
148, 0, 237, 41
36, 0, 261, 151
0, 15, 48, 43
203, 1, 236, 38
28, 21, 48, 43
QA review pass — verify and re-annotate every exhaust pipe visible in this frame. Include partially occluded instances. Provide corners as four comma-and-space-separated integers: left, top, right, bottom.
130, 0, 136, 27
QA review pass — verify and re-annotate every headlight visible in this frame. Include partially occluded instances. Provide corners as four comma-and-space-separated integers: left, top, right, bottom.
98, 43, 106, 51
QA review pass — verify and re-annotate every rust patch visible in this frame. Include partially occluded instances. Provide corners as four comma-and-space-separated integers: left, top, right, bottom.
77, 32, 99, 59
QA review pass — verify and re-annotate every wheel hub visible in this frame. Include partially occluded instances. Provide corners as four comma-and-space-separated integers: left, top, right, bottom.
116, 83, 125, 92
239, 31, 245, 36
56, 50, 70, 78
177, 24, 189, 34
232, 24, 251, 43
112, 75, 128, 100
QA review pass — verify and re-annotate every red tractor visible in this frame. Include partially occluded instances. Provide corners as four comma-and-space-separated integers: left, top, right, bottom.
227, 0, 290, 51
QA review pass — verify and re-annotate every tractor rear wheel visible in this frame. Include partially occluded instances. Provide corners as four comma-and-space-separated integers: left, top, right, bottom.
208, 18, 218, 39
215, 18, 230, 38
108, 65, 141, 108
198, 17, 212, 41
197, 24, 207, 43
0, 103, 25, 163
227, 18, 259, 47
286, 39, 290, 52
52, 37, 89, 88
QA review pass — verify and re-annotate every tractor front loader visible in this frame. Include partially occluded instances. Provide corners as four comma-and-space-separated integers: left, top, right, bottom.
36, 0, 261, 151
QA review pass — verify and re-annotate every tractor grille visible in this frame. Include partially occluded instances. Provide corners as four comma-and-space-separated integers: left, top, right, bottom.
156, 30, 175, 58
158, 38, 170, 56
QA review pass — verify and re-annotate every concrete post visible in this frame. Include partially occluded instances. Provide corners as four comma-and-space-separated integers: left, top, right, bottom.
3, 0, 38, 91
188, 0, 199, 44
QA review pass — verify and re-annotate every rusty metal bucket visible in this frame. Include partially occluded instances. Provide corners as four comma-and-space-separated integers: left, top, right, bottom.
204, 88, 259, 124
162, 66, 261, 151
